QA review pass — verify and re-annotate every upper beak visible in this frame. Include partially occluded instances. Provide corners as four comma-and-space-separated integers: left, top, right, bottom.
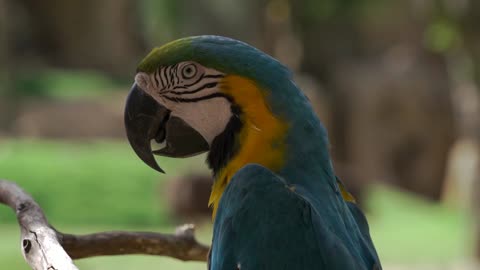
124, 83, 209, 173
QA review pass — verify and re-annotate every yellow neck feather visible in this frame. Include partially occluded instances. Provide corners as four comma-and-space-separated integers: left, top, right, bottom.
209, 75, 288, 218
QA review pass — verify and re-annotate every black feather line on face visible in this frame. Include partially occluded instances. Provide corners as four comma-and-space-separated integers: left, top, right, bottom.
207, 105, 243, 177
166, 82, 218, 96
172, 75, 204, 90
168, 65, 176, 88
163, 92, 232, 103
160, 66, 168, 89
153, 69, 160, 88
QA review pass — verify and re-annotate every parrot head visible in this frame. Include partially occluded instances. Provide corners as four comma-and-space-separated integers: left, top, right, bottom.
124, 56, 224, 173
125, 35, 325, 212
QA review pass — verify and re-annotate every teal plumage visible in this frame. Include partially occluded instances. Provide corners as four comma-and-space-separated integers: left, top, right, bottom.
137, 36, 381, 269
211, 165, 380, 269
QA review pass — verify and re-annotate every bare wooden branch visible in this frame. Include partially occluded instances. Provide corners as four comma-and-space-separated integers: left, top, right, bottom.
59, 224, 209, 261
0, 179, 209, 270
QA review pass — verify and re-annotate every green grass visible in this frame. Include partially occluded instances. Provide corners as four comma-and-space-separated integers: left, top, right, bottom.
367, 186, 473, 264
0, 139, 474, 267
0, 139, 207, 226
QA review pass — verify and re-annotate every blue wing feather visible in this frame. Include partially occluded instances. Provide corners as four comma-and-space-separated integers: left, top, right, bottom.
209, 164, 380, 270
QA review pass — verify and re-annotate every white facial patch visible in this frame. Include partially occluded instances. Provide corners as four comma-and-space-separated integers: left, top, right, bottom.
134, 62, 232, 145
170, 98, 232, 144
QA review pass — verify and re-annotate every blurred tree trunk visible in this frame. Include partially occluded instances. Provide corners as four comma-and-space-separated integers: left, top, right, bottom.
458, 0, 480, 261
462, 1, 480, 86
18, 0, 145, 77
0, 0, 7, 93
0, 0, 15, 134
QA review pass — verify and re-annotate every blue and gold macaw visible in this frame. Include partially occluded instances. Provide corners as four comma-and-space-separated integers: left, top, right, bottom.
124, 35, 381, 269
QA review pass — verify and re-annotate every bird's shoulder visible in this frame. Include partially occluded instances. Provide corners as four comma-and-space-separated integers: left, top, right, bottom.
209, 164, 363, 270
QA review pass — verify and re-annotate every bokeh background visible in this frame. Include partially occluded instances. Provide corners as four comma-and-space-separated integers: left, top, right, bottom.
1, 0, 480, 269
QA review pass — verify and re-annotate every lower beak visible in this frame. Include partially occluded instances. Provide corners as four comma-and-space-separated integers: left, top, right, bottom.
124, 84, 209, 173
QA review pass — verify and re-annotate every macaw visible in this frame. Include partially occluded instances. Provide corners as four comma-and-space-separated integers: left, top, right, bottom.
124, 35, 381, 270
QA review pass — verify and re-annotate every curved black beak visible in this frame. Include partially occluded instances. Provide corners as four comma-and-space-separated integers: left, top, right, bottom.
124, 84, 168, 173
124, 84, 209, 173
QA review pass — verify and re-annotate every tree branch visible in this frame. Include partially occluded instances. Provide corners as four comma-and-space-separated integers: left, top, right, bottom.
59, 224, 209, 261
0, 179, 209, 270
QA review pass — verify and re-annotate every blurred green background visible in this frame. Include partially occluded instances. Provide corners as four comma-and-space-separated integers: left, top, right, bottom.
1, 0, 480, 269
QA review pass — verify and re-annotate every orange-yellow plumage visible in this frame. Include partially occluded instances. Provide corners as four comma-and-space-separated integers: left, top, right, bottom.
209, 75, 289, 217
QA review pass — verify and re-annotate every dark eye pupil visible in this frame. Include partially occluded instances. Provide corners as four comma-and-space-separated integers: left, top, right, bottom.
182, 65, 196, 79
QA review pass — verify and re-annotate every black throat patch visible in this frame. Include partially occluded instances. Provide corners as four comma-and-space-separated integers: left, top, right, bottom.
207, 105, 243, 177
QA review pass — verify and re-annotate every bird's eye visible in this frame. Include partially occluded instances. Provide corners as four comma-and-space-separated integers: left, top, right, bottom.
181, 64, 197, 79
